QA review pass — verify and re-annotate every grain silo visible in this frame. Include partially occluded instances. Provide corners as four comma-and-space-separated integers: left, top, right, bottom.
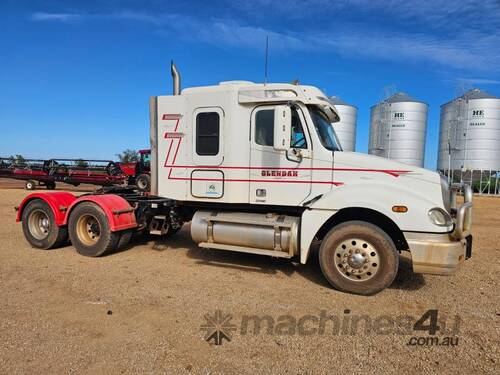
368, 92, 428, 167
330, 96, 357, 152
438, 89, 500, 194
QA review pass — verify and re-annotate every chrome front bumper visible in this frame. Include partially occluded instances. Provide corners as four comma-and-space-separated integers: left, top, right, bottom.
405, 233, 469, 275
406, 183, 473, 275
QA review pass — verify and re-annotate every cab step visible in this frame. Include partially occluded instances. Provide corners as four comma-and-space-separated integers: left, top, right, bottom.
198, 242, 293, 258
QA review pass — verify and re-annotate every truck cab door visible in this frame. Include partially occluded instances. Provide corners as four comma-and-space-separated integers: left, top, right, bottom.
249, 105, 312, 206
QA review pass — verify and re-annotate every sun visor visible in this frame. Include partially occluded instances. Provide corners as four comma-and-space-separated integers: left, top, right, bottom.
321, 104, 340, 122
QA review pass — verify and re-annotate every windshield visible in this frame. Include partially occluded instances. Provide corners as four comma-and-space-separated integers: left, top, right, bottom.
141, 152, 151, 165
308, 105, 342, 151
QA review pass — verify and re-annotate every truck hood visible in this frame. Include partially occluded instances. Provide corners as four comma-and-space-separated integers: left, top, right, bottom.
335, 151, 441, 186
310, 151, 450, 233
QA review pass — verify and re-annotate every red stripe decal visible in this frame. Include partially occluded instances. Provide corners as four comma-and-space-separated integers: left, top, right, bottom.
162, 114, 182, 120
160, 112, 408, 186
162, 115, 182, 169
168, 176, 343, 186
164, 164, 410, 176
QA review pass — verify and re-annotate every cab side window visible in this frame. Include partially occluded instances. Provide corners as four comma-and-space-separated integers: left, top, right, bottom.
254, 107, 307, 149
290, 109, 307, 149
255, 109, 274, 146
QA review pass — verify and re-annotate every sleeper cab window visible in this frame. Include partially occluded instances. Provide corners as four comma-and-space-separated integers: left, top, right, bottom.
196, 112, 220, 156
255, 107, 307, 149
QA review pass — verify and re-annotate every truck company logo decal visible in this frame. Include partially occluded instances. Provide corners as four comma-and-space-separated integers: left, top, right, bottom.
161, 113, 410, 186
261, 170, 298, 177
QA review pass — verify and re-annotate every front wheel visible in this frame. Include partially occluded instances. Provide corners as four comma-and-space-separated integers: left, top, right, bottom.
319, 221, 399, 295
68, 202, 119, 257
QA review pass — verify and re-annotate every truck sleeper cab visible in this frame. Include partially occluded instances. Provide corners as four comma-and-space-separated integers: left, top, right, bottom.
16, 63, 473, 295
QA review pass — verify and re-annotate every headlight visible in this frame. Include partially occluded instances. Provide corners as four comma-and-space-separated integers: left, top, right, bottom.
428, 207, 453, 227
440, 175, 451, 213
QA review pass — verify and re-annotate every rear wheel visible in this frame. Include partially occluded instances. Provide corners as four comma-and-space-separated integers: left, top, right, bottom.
46, 181, 56, 190
319, 221, 399, 295
68, 202, 119, 257
25, 180, 36, 190
22, 199, 68, 249
136, 174, 151, 192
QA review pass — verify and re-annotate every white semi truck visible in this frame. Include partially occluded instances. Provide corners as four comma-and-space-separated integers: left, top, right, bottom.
16, 63, 473, 295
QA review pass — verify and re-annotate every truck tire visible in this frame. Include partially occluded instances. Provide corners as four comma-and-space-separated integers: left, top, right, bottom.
319, 221, 399, 295
21, 199, 68, 249
68, 202, 119, 257
25, 180, 36, 190
46, 181, 56, 190
136, 174, 151, 192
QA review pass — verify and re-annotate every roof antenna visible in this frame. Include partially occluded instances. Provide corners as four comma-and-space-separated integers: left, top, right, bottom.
264, 35, 269, 85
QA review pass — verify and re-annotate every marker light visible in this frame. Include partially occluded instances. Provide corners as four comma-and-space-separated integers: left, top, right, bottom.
392, 206, 408, 213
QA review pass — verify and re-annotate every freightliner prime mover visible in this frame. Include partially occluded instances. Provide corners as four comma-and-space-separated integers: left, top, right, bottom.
15, 63, 473, 295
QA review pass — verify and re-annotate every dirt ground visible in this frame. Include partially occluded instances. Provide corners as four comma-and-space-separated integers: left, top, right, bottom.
0, 180, 498, 374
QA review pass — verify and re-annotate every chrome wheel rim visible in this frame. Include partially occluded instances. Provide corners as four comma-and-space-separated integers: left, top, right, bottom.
28, 209, 50, 240
76, 214, 101, 246
334, 238, 380, 282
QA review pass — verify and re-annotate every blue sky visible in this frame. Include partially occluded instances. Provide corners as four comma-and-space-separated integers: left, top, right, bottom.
1, 0, 499, 169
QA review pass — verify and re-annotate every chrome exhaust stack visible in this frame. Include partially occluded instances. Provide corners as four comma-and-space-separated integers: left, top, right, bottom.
171, 61, 181, 95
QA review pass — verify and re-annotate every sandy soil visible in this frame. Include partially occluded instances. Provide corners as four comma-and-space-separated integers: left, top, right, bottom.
0, 186, 498, 374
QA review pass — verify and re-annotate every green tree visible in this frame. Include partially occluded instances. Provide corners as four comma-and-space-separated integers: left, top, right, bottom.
116, 149, 139, 163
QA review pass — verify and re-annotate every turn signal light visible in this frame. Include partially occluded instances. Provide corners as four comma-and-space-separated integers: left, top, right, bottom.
392, 206, 408, 213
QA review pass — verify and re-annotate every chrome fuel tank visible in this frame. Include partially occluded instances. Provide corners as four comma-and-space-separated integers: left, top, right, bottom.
191, 211, 300, 255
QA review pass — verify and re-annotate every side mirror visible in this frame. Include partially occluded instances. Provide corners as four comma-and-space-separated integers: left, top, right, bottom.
273, 105, 291, 151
